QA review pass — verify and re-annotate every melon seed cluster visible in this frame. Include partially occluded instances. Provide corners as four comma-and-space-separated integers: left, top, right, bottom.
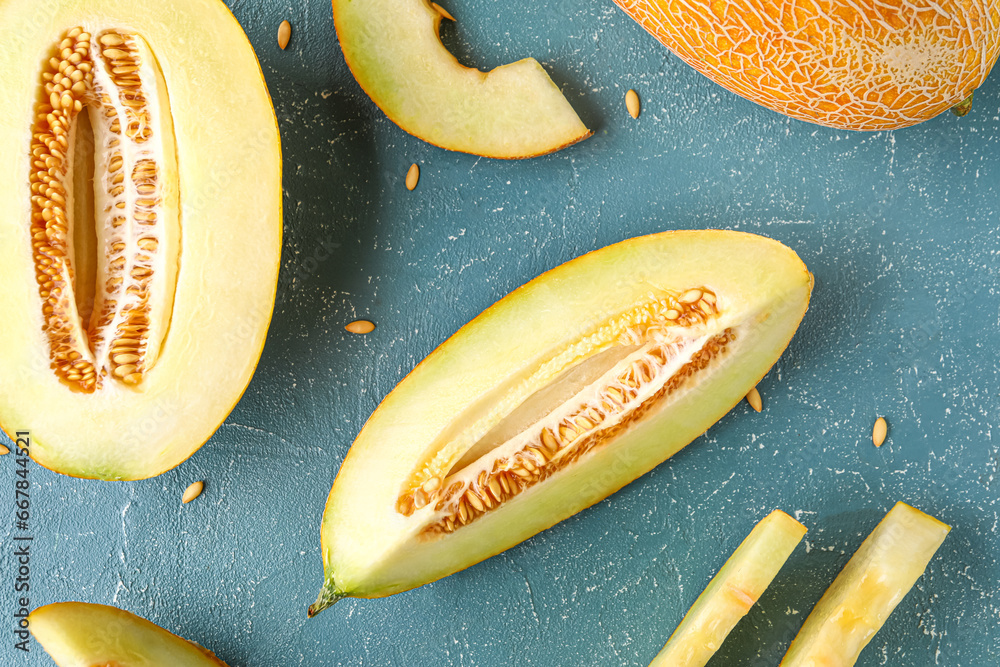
394, 288, 728, 535
423, 330, 734, 536
30, 27, 176, 393
31, 29, 98, 390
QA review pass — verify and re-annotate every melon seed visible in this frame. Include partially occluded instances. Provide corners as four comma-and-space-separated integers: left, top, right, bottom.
872, 417, 887, 447
745, 386, 762, 412
277, 20, 292, 50
466, 491, 485, 512
540, 427, 558, 453
406, 163, 420, 191
431, 2, 455, 20
345, 319, 375, 334
0, 444, 9, 455
181, 480, 204, 504
679, 288, 703, 304
625, 89, 641, 119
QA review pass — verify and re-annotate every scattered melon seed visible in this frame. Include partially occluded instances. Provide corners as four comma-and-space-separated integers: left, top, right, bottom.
278, 20, 292, 50
625, 88, 641, 119
181, 480, 204, 504
346, 319, 376, 335
872, 417, 887, 447
0, 444, 9, 456
406, 163, 420, 191
745, 386, 762, 412
431, 2, 455, 20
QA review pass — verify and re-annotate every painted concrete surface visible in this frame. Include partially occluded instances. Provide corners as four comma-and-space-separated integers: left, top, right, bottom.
3, 0, 999, 665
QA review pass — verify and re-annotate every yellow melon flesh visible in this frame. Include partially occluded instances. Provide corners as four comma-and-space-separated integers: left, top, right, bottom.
0, 0, 281, 480
30, 602, 230, 666
780, 502, 951, 666
312, 230, 812, 614
332, 0, 592, 158
649, 510, 806, 666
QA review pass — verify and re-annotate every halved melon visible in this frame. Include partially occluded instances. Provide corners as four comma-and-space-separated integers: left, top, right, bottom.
30, 602, 229, 666
780, 502, 950, 666
649, 509, 807, 666
312, 230, 812, 614
332, 0, 592, 158
0, 0, 281, 479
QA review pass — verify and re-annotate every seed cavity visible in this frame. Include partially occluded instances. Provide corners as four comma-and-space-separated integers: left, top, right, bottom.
392, 287, 730, 536
872, 417, 887, 447
30, 27, 179, 393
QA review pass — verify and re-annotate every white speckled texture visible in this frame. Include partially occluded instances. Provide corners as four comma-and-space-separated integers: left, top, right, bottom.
2, 0, 999, 665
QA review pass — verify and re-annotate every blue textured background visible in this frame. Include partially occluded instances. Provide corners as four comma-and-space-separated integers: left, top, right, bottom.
3, 0, 1000, 665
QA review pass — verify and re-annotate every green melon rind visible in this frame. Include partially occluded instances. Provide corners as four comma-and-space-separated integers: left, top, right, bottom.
779, 502, 950, 666
649, 509, 807, 666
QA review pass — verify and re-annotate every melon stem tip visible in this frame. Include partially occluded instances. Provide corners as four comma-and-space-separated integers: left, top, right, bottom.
308, 583, 346, 618
951, 91, 974, 117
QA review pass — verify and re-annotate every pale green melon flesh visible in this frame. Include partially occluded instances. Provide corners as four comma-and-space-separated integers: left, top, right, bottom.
649, 509, 807, 666
780, 502, 950, 666
332, 0, 591, 158
314, 230, 813, 611
29, 602, 229, 666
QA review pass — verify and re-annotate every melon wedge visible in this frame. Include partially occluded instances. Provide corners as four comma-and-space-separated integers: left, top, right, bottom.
780, 502, 951, 666
311, 230, 812, 614
0, 0, 281, 479
29, 602, 229, 666
332, 0, 592, 158
649, 509, 807, 666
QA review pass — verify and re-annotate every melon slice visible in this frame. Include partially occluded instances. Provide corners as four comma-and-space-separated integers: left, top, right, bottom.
311, 230, 812, 614
30, 602, 229, 666
332, 0, 592, 158
0, 0, 281, 479
780, 502, 951, 666
649, 509, 807, 666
